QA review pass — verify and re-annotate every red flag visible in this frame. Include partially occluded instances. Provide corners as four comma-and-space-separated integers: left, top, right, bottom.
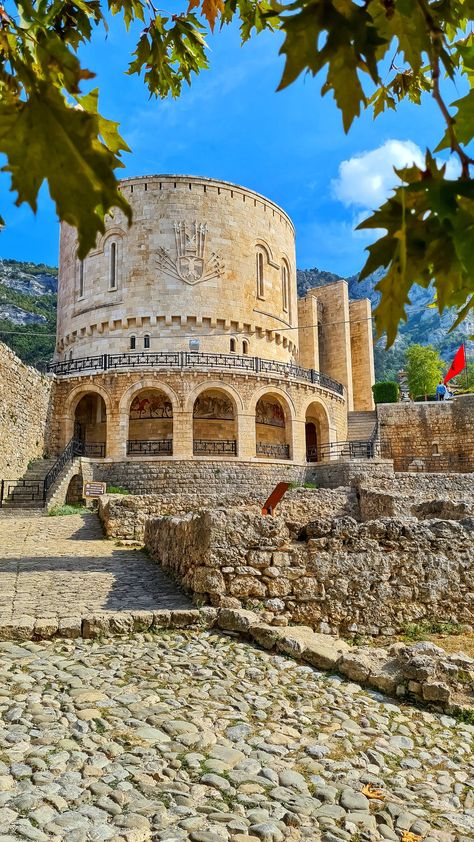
444, 344, 466, 384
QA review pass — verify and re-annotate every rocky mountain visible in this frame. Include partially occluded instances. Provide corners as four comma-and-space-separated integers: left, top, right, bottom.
297, 267, 473, 382
0, 259, 57, 368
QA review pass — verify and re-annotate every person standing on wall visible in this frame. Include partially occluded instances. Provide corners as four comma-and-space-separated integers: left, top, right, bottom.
436, 380, 447, 401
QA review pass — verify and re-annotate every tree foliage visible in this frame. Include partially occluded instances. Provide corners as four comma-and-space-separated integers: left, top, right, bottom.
0, 0, 473, 336
405, 343, 445, 397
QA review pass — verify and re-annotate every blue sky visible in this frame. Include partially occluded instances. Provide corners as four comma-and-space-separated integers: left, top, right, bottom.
0, 15, 450, 275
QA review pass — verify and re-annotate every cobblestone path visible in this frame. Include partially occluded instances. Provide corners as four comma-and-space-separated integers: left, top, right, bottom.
0, 514, 191, 623
0, 631, 472, 842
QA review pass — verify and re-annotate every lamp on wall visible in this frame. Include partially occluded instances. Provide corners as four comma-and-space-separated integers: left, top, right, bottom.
189, 338, 200, 352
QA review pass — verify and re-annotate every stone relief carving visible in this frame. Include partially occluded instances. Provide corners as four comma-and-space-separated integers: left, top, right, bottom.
256, 399, 285, 427
157, 221, 225, 285
130, 393, 173, 419
193, 395, 234, 420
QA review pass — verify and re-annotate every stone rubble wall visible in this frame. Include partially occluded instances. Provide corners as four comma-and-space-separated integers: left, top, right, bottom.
144, 508, 474, 636
377, 397, 474, 471
0, 341, 54, 479
98, 486, 357, 542
357, 473, 474, 521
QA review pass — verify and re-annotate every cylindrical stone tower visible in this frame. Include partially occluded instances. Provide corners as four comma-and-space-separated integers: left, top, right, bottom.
56, 174, 298, 361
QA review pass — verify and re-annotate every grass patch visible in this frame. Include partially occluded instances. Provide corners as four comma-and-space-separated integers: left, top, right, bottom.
48, 503, 89, 517
402, 620, 468, 641
107, 486, 130, 495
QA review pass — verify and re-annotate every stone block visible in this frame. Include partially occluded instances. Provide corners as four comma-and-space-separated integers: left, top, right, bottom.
217, 608, 259, 633
34, 617, 59, 640
82, 615, 110, 638
170, 609, 201, 627
58, 617, 82, 639
151, 611, 171, 629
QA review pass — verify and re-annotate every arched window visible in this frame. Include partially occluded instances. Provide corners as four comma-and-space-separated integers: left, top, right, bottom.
109, 242, 117, 289
144, 334, 150, 350
256, 251, 264, 299
130, 335, 136, 351
78, 259, 85, 299
242, 339, 249, 355
230, 337, 236, 353
281, 262, 289, 313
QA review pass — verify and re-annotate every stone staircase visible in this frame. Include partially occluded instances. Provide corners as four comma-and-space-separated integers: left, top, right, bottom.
347, 410, 377, 442
0, 458, 57, 510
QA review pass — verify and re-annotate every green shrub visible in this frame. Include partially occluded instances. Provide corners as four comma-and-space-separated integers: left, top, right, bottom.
372, 381, 399, 403
414, 394, 436, 402
107, 486, 130, 495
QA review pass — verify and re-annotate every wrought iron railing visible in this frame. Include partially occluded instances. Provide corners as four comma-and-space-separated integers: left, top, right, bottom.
193, 439, 237, 455
256, 442, 290, 459
43, 437, 85, 496
0, 479, 45, 506
47, 352, 344, 396
316, 439, 387, 462
127, 439, 173, 456
83, 442, 106, 458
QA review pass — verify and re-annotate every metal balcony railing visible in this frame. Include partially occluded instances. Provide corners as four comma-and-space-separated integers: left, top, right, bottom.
127, 439, 173, 456
193, 439, 237, 456
256, 442, 290, 460
47, 352, 345, 397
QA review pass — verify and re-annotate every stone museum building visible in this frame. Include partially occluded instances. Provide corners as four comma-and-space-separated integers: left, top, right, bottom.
48, 173, 375, 467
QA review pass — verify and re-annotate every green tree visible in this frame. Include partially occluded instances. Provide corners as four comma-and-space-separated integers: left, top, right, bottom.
1, 0, 473, 343
405, 343, 445, 398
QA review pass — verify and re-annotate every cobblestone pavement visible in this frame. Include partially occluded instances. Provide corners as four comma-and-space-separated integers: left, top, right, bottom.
0, 631, 472, 842
0, 514, 191, 622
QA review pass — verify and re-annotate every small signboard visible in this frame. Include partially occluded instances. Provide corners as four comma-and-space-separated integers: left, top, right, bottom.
83, 481, 107, 499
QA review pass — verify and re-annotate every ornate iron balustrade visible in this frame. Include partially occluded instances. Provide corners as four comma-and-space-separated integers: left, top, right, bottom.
127, 439, 173, 456
48, 352, 344, 396
256, 442, 290, 459
107, 352, 180, 370
193, 439, 237, 455
48, 355, 105, 376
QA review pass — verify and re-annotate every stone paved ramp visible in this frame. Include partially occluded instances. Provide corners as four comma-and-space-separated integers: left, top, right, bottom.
0, 513, 191, 623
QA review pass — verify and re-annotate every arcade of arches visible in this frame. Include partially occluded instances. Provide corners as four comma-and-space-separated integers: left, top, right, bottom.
56, 374, 345, 464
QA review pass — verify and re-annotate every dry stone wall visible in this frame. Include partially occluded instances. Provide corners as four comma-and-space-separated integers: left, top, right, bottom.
98, 486, 358, 541
144, 508, 474, 635
0, 341, 54, 478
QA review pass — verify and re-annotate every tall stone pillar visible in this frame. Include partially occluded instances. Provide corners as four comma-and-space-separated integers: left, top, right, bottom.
349, 299, 375, 411
305, 282, 354, 411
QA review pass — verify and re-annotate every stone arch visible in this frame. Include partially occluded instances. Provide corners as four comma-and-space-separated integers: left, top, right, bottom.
251, 387, 294, 461
185, 380, 244, 415
127, 388, 174, 457
304, 398, 332, 462
63, 384, 113, 455
190, 384, 240, 457
119, 379, 179, 416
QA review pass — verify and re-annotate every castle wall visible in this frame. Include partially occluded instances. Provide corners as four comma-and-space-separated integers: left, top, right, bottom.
349, 298, 375, 411
57, 175, 298, 363
378, 397, 474, 471
0, 342, 54, 478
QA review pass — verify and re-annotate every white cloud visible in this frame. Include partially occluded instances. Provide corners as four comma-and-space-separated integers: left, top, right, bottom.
332, 140, 424, 209
332, 140, 461, 211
